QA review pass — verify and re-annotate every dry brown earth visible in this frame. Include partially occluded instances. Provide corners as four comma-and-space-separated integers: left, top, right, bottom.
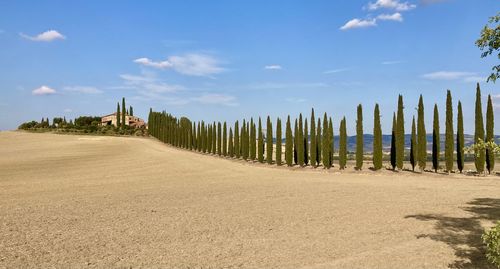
0, 131, 499, 269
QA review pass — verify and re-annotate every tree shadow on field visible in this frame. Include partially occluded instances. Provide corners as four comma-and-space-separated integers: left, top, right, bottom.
405, 198, 500, 269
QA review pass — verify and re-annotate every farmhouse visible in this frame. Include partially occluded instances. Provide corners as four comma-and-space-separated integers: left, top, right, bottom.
101, 113, 146, 128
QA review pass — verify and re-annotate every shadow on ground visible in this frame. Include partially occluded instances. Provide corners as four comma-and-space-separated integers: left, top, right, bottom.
406, 198, 500, 269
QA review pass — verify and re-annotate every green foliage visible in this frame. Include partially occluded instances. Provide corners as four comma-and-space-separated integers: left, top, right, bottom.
328, 117, 334, 168
294, 119, 298, 165
410, 116, 417, 171
417, 95, 427, 171
476, 12, 500, 83
285, 116, 293, 166
228, 128, 234, 157
266, 116, 273, 164
486, 94, 495, 173
242, 119, 248, 160
373, 104, 383, 170
457, 102, 465, 173
433, 104, 440, 172
445, 90, 454, 172
212, 122, 217, 154
122, 97, 126, 129
217, 122, 222, 156
250, 119, 256, 161
475, 83, 486, 173
310, 109, 317, 167
304, 119, 309, 166
298, 114, 304, 166
391, 113, 397, 170
483, 221, 500, 268
130, 106, 133, 116
116, 102, 121, 127
316, 118, 322, 166
234, 121, 240, 158
339, 117, 347, 169
356, 104, 363, 170
223, 122, 227, 156
396, 95, 405, 170
276, 118, 282, 165
322, 113, 330, 168
258, 117, 264, 163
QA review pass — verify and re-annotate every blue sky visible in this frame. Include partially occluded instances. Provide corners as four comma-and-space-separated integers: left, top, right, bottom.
0, 0, 499, 134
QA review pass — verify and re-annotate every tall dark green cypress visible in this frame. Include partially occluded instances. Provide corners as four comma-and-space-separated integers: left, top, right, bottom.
212, 122, 217, 154
432, 104, 440, 173
310, 109, 317, 167
373, 104, 382, 170
250, 119, 256, 161
197, 122, 201, 152
217, 122, 222, 156
474, 83, 485, 173
228, 128, 234, 157
116, 102, 121, 128
339, 117, 347, 169
322, 113, 329, 168
486, 94, 495, 174
266, 116, 273, 164
223, 122, 227, 156
328, 117, 334, 168
417, 95, 427, 171
316, 118, 322, 166
246, 121, 250, 160
122, 97, 126, 129
294, 119, 298, 165
457, 102, 464, 173
234, 121, 240, 158
391, 113, 397, 170
445, 90, 454, 172
410, 116, 417, 171
201, 121, 206, 153
396, 95, 404, 170
304, 119, 309, 166
207, 124, 212, 153
276, 118, 282, 165
258, 117, 264, 163
242, 119, 248, 160
130, 106, 133, 116
285, 116, 293, 166
298, 114, 304, 166
356, 104, 363, 170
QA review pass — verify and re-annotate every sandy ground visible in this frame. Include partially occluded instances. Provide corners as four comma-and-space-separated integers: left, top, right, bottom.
0, 131, 499, 269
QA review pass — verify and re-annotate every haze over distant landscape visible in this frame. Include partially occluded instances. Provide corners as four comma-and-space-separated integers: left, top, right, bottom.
0, 0, 499, 133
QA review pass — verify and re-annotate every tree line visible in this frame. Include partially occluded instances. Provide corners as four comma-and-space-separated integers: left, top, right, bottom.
148, 83, 496, 174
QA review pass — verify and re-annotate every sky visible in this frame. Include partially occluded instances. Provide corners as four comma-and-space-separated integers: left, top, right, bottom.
0, 0, 499, 134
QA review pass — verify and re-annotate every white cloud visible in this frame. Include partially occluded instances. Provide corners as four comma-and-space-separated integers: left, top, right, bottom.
463, 76, 487, 83
340, 18, 377, 30
421, 71, 487, 83
32, 85, 56, 95
192, 93, 238, 106
367, 0, 416, 11
286, 97, 307, 103
264, 65, 282, 70
64, 86, 102, 94
323, 68, 351, 74
120, 73, 184, 93
381, 60, 403, 65
377, 12, 403, 21
64, 108, 73, 113
249, 82, 329, 90
20, 30, 66, 42
133, 53, 224, 77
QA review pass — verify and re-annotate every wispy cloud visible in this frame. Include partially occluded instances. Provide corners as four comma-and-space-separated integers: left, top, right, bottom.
285, 97, 307, 103
64, 108, 73, 113
120, 73, 184, 93
323, 68, 351, 74
192, 93, 239, 106
133, 53, 225, 77
64, 86, 103, 94
20, 30, 66, 42
340, 18, 377, 30
32, 85, 57, 95
249, 82, 329, 90
421, 71, 486, 83
367, 0, 416, 11
264, 65, 282, 70
420, 0, 448, 5
381, 60, 403, 65
377, 12, 403, 21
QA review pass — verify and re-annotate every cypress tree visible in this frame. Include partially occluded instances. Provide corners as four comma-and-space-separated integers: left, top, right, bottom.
258, 117, 264, 163
130, 106, 133, 116
310, 109, 317, 167
457, 102, 464, 173
294, 119, 298, 165
228, 128, 234, 157
373, 104, 382, 170
217, 122, 222, 156
298, 114, 304, 166
417, 95, 427, 171
391, 113, 397, 170
246, 121, 250, 160
486, 94, 495, 174
242, 119, 248, 160
234, 121, 240, 158
250, 119, 256, 161
410, 116, 417, 171
276, 118, 282, 165
445, 90, 454, 172
356, 104, 363, 170
222, 122, 227, 156
304, 118, 309, 166
432, 104, 440, 173
116, 103, 121, 128
328, 117, 334, 168
212, 122, 217, 154
474, 83, 485, 173
339, 117, 347, 169
197, 122, 201, 151
322, 113, 329, 168
266, 116, 273, 164
285, 116, 293, 166
201, 121, 206, 153
207, 124, 212, 153
122, 97, 126, 128
317, 118, 322, 166
396, 95, 404, 170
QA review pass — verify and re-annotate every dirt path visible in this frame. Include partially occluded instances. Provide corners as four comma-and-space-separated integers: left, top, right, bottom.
0, 131, 499, 269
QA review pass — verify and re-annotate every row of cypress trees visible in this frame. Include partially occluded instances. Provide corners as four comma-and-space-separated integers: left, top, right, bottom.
147, 83, 495, 173
115, 97, 134, 129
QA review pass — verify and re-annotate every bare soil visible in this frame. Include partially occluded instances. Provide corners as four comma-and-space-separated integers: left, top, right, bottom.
1, 131, 499, 269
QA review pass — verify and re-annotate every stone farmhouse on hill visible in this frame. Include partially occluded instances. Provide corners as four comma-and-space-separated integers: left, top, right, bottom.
101, 113, 146, 128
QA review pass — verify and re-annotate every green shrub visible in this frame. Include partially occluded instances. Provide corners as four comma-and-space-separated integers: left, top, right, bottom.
483, 221, 500, 268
